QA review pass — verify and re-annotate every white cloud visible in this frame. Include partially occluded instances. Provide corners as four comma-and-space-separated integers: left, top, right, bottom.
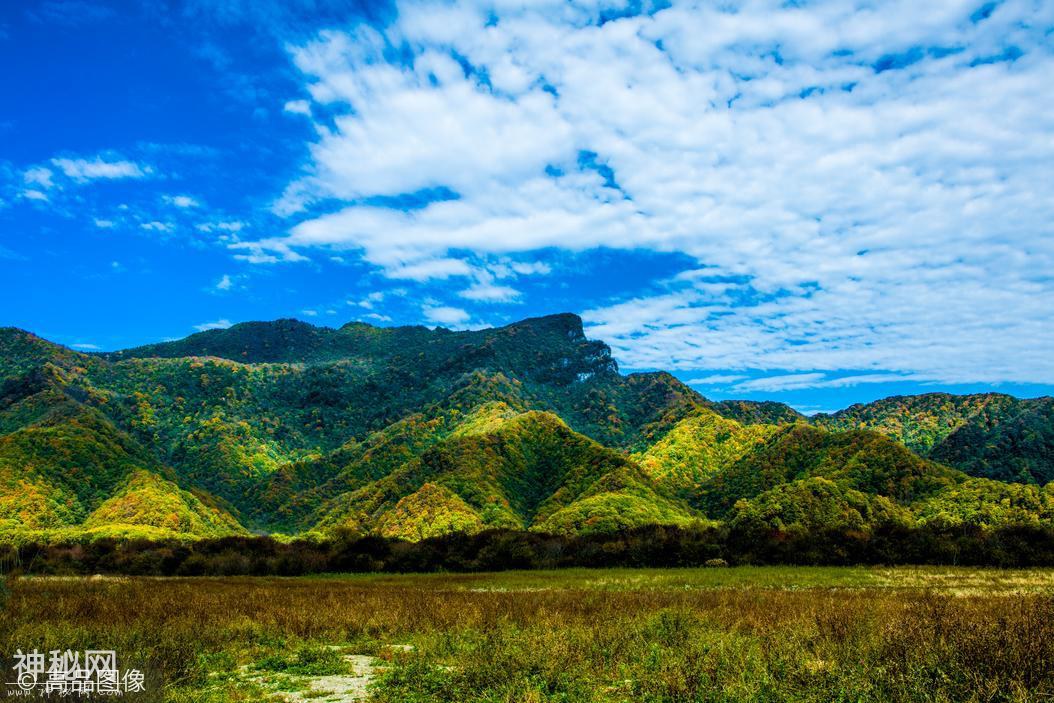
284, 99, 311, 116
423, 304, 470, 326
51, 156, 147, 181
94, 218, 115, 229
236, 0, 1054, 384
23, 167, 53, 189
21, 190, 48, 202
582, 266, 1054, 384
71, 343, 100, 350
459, 282, 521, 302
140, 221, 174, 233
727, 373, 830, 393
215, 274, 234, 291
729, 372, 927, 393
197, 220, 246, 233
282, 26, 575, 207
229, 240, 307, 264
194, 319, 233, 332
351, 291, 385, 309
164, 194, 200, 208
488, 259, 553, 279
507, 261, 551, 276
687, 374, 748, 386
301, 309, 319, 317
386, 258, 475, 281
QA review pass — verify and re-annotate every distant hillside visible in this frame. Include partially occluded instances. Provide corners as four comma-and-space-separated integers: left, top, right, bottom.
710, 399, 806, 426
814, 393, 1054, 483
0, 314, 1052, 544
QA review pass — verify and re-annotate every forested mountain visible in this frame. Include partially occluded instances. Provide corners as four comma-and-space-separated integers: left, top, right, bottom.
0, 314, 1052, 545
814, 393, 1054, 484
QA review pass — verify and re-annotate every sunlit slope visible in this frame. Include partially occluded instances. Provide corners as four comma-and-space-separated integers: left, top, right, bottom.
317, 410, 701, 536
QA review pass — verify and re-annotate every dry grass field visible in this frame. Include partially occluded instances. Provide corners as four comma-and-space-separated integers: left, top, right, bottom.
2, 567, 1053, 702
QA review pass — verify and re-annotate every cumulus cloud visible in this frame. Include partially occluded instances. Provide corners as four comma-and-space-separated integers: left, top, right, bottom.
163, 194, 200, 208
23, 167, 54, 189
459, 281, 521, 302
238, 0, 1054, 384
140, 221, 174, 233
351, 291, 384, 309
423, 304, 470, 326
197, 220, 246, 233
284, 99, 311, 115
194, 318, 233, 332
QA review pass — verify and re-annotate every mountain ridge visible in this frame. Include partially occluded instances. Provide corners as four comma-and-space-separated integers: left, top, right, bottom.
1, 313, 1051, 544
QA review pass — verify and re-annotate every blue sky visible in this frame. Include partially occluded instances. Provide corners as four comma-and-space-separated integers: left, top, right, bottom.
2, 0, 1053, 414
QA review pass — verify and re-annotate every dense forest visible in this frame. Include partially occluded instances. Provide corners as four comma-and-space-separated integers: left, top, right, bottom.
1, 313, 1052, 563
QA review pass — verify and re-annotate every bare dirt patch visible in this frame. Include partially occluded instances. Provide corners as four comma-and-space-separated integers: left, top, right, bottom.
240, 653, 378, 703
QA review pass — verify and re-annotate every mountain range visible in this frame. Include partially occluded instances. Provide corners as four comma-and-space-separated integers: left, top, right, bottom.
1, 313, 1052, 544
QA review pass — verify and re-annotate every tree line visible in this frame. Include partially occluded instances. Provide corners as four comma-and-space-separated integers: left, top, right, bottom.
5, 521, 1054, 576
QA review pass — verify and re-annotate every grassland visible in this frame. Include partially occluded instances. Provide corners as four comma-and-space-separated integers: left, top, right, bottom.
2, 566, 1053, 702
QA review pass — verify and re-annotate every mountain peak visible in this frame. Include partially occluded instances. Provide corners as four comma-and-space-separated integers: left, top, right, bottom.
503, 313, 585, 340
